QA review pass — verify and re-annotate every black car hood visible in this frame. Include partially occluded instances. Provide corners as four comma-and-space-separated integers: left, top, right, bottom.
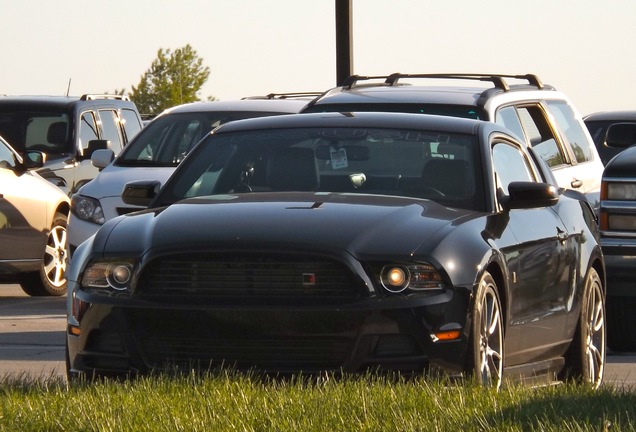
99, 192, 474, 258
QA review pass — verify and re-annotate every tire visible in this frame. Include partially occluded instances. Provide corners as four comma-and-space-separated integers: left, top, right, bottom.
20, 212, 68, 297
467, 271, 504, 389
606, 297, 636, 352
561, 267, 605, 389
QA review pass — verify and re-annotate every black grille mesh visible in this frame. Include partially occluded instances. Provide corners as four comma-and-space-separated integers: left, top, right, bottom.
137, 252, 362, 304
140, 335, 352, 371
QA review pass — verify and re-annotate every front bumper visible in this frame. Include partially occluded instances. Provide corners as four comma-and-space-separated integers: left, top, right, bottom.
67, 214, 100, 256
601, 236, 636, 297
66, 288, 472, 379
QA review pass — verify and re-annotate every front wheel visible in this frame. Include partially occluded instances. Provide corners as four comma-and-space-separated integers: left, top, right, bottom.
467, 271, 504, 389
561, 267, 605, 388
20, 212, 68, 297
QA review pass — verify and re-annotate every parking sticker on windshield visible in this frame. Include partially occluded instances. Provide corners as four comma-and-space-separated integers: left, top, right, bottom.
330, 146, 348, 169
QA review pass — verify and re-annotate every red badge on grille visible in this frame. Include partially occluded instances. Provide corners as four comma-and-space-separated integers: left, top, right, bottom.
302, 273, 316, 286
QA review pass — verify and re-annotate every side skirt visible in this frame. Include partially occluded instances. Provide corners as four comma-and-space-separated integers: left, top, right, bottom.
503, 357, 564, 387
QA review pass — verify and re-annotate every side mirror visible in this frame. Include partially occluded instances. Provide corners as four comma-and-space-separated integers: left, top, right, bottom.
83, 139, 110, 160
605, 122, 636, 149
122, 180, 161, 208
22, 150, 45, 169
501, 181, 559, 210
91, 149, 115, 169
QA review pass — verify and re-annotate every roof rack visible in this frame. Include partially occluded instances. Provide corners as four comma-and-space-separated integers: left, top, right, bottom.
242, 92, 323, 100
80, 94, 131, 101
341, 73, 545, 92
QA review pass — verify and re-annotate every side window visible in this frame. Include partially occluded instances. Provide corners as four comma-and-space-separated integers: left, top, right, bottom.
546, 100, 593, 163
79, 111, 99, 154
0, 138, 16, 168
120, 109, 143, 142
98, 110, 124, 153
516, 105, 566, 168
495, 106, 526, 142
492, 142, 536, 194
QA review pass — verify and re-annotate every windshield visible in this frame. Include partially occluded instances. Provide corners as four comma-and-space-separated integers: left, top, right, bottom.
0, 111, 71, 154
584, 120, 626, 166
116, 111, 291, 167
156, 126, 484, 211
302, 103, 487, 120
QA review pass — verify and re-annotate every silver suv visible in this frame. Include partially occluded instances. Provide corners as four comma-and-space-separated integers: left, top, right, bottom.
0, 94, 143, 196
303, 73, 604, 210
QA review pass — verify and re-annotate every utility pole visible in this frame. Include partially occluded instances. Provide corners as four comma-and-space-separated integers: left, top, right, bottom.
335, 0, 353, 86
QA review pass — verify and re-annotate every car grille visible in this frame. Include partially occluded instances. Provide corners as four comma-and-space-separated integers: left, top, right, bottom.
140, 334, 353, 372
137, 252, 363, 304
127, 307, 366, 373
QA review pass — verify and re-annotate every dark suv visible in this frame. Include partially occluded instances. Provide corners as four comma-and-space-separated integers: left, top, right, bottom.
598, 122, 636, 351
0, 94, 143, 195
584, 110, 636, 165
303, 73, 604, 210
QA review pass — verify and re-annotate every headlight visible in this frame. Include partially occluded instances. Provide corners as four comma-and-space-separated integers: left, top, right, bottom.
605, 214, 636, 231
602, 182, 636, 200
71, 194, 105, 224
380, 263, 443, 293
81, 260, 135, 291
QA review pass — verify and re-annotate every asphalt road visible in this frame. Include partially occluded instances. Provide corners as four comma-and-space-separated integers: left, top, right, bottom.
1, 283, 635, 388
0, 284, 65, 380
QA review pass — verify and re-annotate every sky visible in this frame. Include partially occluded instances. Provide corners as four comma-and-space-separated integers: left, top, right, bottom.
2, 0, 635, 117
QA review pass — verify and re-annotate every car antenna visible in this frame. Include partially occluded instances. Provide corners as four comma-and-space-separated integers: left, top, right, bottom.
66, 78, 72, 97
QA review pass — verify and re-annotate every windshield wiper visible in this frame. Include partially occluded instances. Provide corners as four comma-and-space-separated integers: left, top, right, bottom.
116, 159, 177, 168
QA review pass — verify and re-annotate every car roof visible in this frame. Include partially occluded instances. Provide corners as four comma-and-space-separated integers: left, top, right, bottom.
304, 73, 558, 111
584, 110, 636, 121
0, 94, 137, 110
0, 95, 82, 109
160, 96, 316, 116
215, 111, 489, 136
310, 85, 487, 106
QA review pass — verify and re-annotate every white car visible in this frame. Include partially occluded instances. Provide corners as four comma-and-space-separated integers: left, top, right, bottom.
68, 96, 316, 254
0, 135, 70, 296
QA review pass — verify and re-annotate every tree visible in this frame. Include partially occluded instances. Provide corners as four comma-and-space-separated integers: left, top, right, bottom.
130, 44, 211, 115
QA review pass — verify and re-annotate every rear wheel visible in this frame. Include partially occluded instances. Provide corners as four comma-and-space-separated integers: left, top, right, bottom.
467, 271, 504, 389
20, 212, 68, 297
562, 267, 605, 388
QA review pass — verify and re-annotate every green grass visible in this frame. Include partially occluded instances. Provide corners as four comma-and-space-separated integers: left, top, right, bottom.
0, 372, 634, 431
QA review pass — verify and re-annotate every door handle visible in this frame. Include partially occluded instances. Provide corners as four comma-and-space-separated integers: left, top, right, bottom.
556, 227, 568, 243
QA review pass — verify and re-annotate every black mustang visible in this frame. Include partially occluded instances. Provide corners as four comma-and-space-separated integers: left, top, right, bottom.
66, 112, 605, 388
